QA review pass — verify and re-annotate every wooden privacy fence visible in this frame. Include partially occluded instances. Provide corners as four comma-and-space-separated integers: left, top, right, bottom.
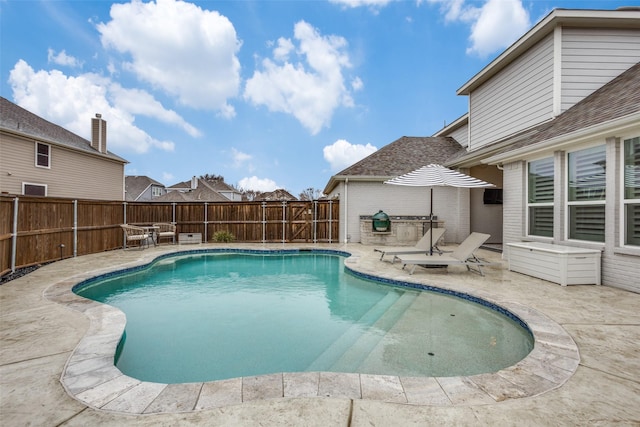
0, 195, 340, 276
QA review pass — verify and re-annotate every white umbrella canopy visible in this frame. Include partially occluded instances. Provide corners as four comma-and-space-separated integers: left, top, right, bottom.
384, 164, 495, 254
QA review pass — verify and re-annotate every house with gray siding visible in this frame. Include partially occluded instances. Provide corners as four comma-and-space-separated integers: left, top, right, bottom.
444, 8, 640, 293
324, 7, 639, 292
125, 175, 166, 201
0, 97, 127, 200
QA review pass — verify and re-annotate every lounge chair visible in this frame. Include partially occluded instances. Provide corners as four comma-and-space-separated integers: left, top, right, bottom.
120, 224, 150, 250
395, 232, 491, 275
374, 228, 446, 262
153, 223, 177, 245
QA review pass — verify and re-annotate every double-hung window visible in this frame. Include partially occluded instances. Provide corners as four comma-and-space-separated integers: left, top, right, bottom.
623, 137, 640, 246
567, 145, 606, 242
35, 142, 50, 168
527, 157, 554, 237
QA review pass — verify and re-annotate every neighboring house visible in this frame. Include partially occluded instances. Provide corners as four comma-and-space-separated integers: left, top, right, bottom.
125, 175, 166, 201
158, 177, 230, 202
0, 97, 127, 200
260, 189, 298, 201
322, 136, 493, 245
323, 7, 640, 292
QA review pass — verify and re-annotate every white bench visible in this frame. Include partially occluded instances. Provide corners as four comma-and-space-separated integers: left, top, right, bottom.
507, 242, 601, 286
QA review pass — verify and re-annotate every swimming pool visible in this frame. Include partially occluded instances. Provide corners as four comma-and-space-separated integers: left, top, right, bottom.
74, 250, 533, 384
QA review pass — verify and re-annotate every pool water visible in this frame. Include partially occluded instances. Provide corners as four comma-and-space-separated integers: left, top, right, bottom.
75, 252, 533, 384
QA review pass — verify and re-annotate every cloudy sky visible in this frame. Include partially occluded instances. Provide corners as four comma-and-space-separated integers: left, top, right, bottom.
0, 0, 628, 196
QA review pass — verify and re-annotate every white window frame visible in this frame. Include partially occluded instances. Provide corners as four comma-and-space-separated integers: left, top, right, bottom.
566, 144, 606, 243
35, 142, 51, 169
622, 136, 640, 247
22, 182, 48, 196
526, 156, 554, 238
151, 186, 163, 197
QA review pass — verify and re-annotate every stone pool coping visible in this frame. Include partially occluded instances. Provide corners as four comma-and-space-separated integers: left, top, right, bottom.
44, 247, 579, 415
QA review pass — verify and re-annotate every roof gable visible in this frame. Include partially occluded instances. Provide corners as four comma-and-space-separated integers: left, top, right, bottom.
0, 96, 126, 163
336, 136, 464, 177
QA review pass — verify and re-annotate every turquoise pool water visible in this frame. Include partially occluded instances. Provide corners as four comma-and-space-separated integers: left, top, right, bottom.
75, 251, 533, 384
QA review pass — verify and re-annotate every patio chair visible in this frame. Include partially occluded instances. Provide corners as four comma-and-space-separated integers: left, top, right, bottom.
120, 224, 150, 250
374, 228, 446, 262
395, 232, 491, 275
153, 223, 177, 245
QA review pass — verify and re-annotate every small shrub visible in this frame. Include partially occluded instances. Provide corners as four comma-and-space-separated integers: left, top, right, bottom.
212, 230, 235, 243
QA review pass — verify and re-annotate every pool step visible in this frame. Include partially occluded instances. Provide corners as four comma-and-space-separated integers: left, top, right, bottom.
327, 292, 417, 372
306, 291, 403, 371
307, 291, 416, 372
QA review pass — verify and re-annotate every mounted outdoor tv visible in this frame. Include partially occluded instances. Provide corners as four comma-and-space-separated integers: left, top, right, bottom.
483, 188, 503, 205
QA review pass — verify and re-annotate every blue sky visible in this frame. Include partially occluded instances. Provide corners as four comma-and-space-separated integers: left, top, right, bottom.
1, 0, 631, 196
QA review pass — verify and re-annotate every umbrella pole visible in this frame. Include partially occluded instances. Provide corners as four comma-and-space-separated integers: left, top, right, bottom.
429, 187, 433, 256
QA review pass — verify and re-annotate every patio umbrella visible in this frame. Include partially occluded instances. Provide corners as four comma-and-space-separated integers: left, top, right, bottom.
384, 164, 495, 255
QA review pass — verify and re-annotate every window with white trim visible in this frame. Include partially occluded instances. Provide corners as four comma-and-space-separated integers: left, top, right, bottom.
623, 137, 639, 246
527, 157, 554, 237
151, 186, 163, 197
567, 145, 606, 242
35, 142, 50, 168
23, 183, 47, 196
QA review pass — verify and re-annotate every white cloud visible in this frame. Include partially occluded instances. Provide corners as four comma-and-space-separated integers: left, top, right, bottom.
467, 0, 530, 57
238, 176, 278, 192
47, 49, 83, 68
97, 0, 241, 115
230, 148, 254, 172
323, 139, 377, 171
8, 59, 190, 154
426, 0, 530, 57
329, 0, 393, 9
244, 21, 359, 135
162, 172, 174, 183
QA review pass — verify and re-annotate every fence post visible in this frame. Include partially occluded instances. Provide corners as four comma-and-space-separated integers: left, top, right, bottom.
313, 200, 318, 243
328, 200, 333, 243
204, 202, 208, 243
262, 201, 266, 243
73, 199, 78, 257
10, 197, 18, 273
282, 201, 287, 243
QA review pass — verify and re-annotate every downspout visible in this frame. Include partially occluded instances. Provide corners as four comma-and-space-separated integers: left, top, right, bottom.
344, 178, 348, 244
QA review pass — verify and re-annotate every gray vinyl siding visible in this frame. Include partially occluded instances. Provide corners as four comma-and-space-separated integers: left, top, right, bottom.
0, 133, 125, 200
449, 124, 468, 148
469, 33, 555, 150
561, 28, 640, 112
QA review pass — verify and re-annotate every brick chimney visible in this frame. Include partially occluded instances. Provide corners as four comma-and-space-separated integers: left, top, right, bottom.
91, 113, 107, 154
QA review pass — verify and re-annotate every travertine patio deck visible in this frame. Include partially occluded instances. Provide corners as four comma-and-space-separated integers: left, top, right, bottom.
1, 243, 639, 425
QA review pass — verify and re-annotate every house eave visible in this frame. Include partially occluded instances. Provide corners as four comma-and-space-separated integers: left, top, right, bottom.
483, 111, 640, 165
457, 9, 640, 96
323, 175, 396, 194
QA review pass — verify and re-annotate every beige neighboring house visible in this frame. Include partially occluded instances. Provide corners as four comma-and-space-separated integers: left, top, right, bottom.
0, 97, 127, 200
125, 175, 166, 201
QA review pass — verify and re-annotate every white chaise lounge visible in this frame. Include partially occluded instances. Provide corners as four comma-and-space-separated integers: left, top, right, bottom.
374, 228, 446, 262
395, 232, 491, 275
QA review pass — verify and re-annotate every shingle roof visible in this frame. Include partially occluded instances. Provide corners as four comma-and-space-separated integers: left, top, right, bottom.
154, 186, 229, 202
449, 61, 640, 165
336, 136, 464, 177
0, 96, 127, 163
125, 176, 164, 201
